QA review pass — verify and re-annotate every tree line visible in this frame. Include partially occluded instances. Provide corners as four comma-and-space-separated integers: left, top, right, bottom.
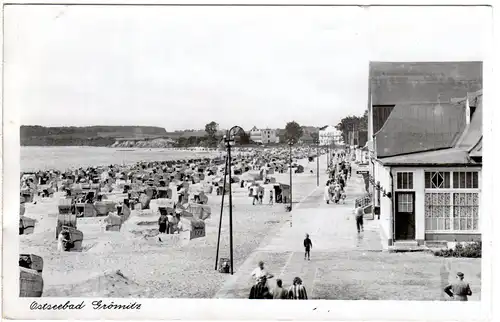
334, 109, 368, 144
189, 120, 318, 149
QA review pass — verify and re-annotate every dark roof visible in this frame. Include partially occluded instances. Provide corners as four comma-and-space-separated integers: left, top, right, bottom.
377, 90, 482, 165
375, 102, 465, 158
370, 61, 483, 79
370, 62, 483, 106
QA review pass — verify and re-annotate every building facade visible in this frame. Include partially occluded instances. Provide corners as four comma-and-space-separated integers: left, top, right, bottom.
249, 126, 279, 144
319, 125, 343, 146
261, 128, 279, 144
366, 62, 482, 248
249, 126, 262, 144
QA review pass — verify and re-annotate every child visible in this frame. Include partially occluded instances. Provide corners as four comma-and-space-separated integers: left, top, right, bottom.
341, 188, 347, 204
303, 234, 312, 260
269, 190, 274, 205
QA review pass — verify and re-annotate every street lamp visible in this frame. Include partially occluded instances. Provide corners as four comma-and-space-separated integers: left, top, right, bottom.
288, 141, 293, 211
214, 125, 244, 275
316, 140, 320, 187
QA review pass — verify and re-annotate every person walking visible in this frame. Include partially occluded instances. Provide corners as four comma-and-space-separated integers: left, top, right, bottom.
444, 272, 472, 301
249, 276, 272, 299
288, 277, 308, 300
355, 203, 364, 233
269, 190, 274, 205
324, 183, 331, 204
334, 184, 341, 204
252, 186, 258, 206
271, 279, 289, 299
304, 234, 313, 260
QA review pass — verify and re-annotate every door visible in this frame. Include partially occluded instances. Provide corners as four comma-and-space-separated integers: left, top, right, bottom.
395, 192, 416, 240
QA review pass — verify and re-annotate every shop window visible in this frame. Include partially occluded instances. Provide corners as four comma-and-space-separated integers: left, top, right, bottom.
424, 191, 479, 232
425, 193, 451, 231
453, 192, 479, 231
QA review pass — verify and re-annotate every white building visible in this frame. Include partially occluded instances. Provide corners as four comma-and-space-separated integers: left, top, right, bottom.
261, 128, 279, 144
249, 126, 279, 144
318, 125, 342, 146
249, 126, 262, 144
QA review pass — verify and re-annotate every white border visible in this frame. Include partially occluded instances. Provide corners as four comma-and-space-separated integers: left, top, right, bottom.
2, 1, 498, 321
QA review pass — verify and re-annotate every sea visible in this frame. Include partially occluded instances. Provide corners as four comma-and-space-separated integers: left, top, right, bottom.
21, 146, 221, 172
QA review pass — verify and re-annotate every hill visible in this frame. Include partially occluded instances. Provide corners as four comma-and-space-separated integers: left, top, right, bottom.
21, 125, 167, 147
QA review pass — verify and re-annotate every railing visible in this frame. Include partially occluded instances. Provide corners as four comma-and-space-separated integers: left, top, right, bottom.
355, 193, 372, 208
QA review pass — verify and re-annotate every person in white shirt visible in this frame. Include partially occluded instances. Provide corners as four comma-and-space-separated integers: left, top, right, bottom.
324, 183, 331, 204
252, 186, 259, 205
251, 261, 274, 285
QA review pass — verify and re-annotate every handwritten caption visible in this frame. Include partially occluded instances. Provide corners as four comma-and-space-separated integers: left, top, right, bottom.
30, 300, 141, 311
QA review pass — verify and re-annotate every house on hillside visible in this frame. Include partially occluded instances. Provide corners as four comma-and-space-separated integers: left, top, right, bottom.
365, 61, 482, 249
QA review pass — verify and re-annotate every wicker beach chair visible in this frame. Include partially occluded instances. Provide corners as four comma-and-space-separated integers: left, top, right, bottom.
20, 267, 43, 297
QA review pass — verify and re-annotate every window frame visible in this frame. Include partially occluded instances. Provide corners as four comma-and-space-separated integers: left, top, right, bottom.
395, 171, 414, 191
424, 169, 481, 233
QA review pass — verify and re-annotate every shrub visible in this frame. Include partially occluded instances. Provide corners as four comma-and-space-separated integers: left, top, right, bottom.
434, 241, 481, 258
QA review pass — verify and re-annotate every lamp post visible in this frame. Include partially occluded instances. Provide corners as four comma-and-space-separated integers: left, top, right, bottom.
214, 155, 228, 270
316, 140, 320, 186
214, 125, 244, 275
288, 141, 293, 211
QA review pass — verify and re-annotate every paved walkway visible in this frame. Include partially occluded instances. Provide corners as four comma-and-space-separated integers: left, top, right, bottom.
215, 161, 383, 299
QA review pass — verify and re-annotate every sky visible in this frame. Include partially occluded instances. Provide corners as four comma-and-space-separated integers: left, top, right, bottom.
4, 5, 490, 131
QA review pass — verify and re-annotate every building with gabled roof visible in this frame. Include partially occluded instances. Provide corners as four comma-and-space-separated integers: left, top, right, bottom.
249, 126, 279, 144
365, 62, 482, 249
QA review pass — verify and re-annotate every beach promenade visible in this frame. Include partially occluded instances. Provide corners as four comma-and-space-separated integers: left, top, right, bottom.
215, 159, 482, 300
215, 157, 382, 299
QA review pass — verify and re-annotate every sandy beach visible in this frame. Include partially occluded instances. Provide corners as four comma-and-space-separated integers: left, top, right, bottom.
20, 153, 325, 298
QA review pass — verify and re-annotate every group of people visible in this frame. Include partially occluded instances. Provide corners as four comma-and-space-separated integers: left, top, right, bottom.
249, 261, 308, 300
250, 185, 276, 206
324, 159, 351, 205
324, 180, 346, 205
157, 209, 183, 234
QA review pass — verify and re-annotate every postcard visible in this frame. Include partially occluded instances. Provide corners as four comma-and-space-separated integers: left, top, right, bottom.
1, 2, 496, 321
